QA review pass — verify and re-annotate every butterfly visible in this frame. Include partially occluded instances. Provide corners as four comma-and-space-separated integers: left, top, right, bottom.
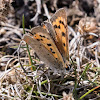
23, 8, 69, 74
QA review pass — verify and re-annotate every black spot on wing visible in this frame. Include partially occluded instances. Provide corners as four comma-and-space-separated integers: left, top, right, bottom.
54, 25, 57, 28
52, 51, 55, 54
63, 43, 65, 46
62, 32, 65, 37
59, 20, 64, 25
50, 48, 55, 54
54, 24, 61, 29
37, 39, 40, 41
47, 44, 52, 46
41, 39, 43, 41
42, 36, 46, 38
59, 20, 62, 23
39, 35, 46, 38
50, 48, 53, 52
39, 35, 42, 37
58, 25, 60, 29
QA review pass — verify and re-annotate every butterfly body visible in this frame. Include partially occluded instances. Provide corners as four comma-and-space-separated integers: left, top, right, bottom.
23, 8, 69, 74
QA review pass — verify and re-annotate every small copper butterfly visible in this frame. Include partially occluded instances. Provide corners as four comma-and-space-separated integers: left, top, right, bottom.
23, 8, 69, 74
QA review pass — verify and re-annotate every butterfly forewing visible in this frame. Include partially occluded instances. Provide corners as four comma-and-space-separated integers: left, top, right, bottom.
28, 26, 64, 67
50, 8, 69, 62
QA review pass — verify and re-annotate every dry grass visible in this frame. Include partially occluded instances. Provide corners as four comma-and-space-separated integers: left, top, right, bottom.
0, 0, 100, 100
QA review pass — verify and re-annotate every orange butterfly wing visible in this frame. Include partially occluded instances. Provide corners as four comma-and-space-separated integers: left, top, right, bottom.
50, 8, 69, 63
25, 26, 64, 67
